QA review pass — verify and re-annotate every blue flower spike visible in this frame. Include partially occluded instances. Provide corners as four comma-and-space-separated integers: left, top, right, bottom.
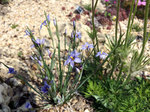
25, 101, 32, 109
41, 81, 51, 93
96, 51, 108, 60
64, 50, 82, 68
8, 67, 17, 74
40, 14, 50, 30
47, 49, 51, 58
81, 42, 94, 51
53, 19, 56, 26
24, 29, 34, 36
31, 38, 45, 48
75, 31, 81, 39
73, 21, 76, 29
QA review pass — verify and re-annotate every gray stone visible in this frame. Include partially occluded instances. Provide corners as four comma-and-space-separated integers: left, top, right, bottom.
1, 105, 11, 112
97, 32, 106, 43
0, 83, 13, 105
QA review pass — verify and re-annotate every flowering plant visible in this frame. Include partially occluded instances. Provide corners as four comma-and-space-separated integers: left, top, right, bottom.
0, 11, 98, 109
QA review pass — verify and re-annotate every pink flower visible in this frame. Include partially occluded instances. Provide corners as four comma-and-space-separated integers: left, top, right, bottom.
137, 0, 146, 6
105, 0, 109, 2
114, 1, 116, 4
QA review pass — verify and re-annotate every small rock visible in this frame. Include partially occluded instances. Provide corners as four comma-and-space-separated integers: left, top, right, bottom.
74, 6, 84, 14
7, 78, 22, 87
0, 83, 13, 105
1, 105, 11, 112
84, 109, 90, 112
97, 33, 106, 43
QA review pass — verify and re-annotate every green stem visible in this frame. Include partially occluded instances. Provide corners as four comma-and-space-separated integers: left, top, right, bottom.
139, 0, 150, 59
55, 20, 63, 95
130, 0, 139, 33
125, 0, 135, 48
92, 0, 99, 54
115, 0, 120, 43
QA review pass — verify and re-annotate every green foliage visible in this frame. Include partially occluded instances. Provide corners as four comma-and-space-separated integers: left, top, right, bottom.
84, 78, 150, 112
0, 0, 9, 4
11, 24, 19, 29
132, 23, 142, 32
12, 12, 92, 106
81, 0, 150, 112
83, 4, 92, 11
104, 11, 111, 17
119, 79, 150, 112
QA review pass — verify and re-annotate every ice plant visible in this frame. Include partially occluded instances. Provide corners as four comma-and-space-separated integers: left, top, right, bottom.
8, 67, 17, 74
81, 42, 94, 50
96, 51, 108, 60
64, 50, 82, 68
41, 81, 51, 93
40, 14, 50, 29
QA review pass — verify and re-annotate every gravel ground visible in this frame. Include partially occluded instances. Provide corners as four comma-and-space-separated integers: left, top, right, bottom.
0, 0, 150, 111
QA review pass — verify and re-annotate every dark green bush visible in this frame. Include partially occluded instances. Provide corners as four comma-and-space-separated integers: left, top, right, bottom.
83, 77, 150, 112
0, 0, 9, 4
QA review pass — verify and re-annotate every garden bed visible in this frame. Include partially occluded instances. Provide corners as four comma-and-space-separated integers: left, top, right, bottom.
0, 0, 150, 112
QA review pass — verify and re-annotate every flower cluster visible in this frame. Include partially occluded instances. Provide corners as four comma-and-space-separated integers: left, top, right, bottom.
4, 13, 109, 108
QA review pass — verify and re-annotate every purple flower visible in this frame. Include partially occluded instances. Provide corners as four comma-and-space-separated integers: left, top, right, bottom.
41, 81, 51, 93
8, 68, 17, 74
24, 30, 34, 36
64, 29, 67, 35
40, 14, 50, 29
25, 101, 32, 109
96, 51, 108, 60
47, 49, 51, 58
64, 50, 82, 68
38, 60, 42, 66
73, 21, 76, 29
53, 19, 56, 26
105, 0, 109, 2
75, 32, 81, 39
30, 56, 42, 66
71, 31, 74, 38
81, 42, 94, 50
31, 38, 45, 48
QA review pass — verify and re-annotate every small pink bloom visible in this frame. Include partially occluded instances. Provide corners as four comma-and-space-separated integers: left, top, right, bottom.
114, 1, 116, 4
137, 0, 146, 6
105, 0, 109, 2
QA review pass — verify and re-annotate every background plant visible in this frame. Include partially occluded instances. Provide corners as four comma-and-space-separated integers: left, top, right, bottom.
0, 0, 9, 4
132, 23, 143, 32
1, 12, 94, 110
81, 0, 150, 111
